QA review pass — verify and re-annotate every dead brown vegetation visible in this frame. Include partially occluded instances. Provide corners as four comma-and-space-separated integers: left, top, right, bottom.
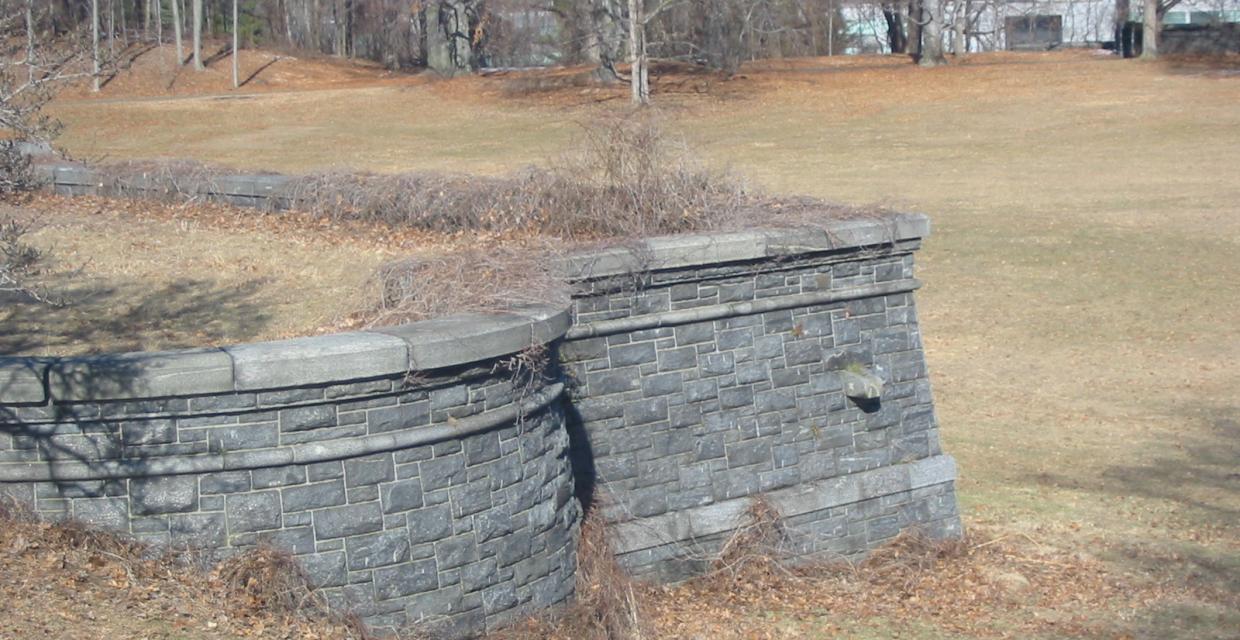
81, 112, 875, 244
0, 495, 367, 639
367, 241, 569, 326
494, 506, 652, 640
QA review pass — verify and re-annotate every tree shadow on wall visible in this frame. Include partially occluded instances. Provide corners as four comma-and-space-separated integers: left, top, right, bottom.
0, 277, 273, 356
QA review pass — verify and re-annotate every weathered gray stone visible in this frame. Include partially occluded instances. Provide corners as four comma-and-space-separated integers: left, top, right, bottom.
49, 349, 233, 401
840, 370, 883, 400
347, 529, 412, 570
314, 502, 384, 539
227, 333, 408, 391
130, 476, 198, 515
374, 558, 439, 600
282, 480, 346, 512
226, 491, 282, 533
0, 360, 47, 404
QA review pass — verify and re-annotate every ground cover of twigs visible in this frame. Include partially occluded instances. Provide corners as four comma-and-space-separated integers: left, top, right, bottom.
0, 500, 367, 640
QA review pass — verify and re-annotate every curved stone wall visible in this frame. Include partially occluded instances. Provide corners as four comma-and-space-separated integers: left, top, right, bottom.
0, 307, 577, 638
1, 199, 962, 635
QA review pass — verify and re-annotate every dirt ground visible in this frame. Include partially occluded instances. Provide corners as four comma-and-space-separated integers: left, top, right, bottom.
7, 49, 1239, 638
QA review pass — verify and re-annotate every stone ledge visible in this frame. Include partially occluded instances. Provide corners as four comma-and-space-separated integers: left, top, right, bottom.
560, 214, 930, 281
0, 361, 48, 404
374, 306, 571, 371
609, 454, 956, 556
49, 348, 235, 401
225, 332, 408, 391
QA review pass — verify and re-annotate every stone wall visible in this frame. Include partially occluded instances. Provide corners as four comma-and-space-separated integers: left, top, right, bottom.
1, 172, 961, 636
0, 308, 578, 638
561, 220, 960, 580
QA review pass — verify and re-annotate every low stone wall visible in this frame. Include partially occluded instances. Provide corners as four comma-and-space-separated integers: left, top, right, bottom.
2, 170, 961, 636
34, 162, 295, 208
561, 219, 960, 580
0, 307, 578, 638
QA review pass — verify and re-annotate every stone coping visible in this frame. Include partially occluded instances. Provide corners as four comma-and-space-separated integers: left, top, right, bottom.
0, 305, 570, 404
559, 213, 930, 281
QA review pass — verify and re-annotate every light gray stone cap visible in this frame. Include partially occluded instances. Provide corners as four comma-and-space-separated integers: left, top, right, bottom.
0, 304, 569, 403
49, 348, 234, 401
0, 360, 48, 404
560, 213, 930, 281
373, 305, 570, 371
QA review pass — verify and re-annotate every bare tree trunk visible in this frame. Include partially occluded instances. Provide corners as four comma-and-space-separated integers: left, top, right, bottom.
119, 0, 127, 47
192, 0, 203, 69
907, 0, 922, 60
1115, 0, 1129, 49
952, 12, 966, 56
232, 0, 238, 87
172, 0, 184, 62
628, 0, 648, 105
1140, 0, 1157, 58
92, 0, 101, 91
107, 0, 116, 57
425, 1, 475, 76
25, 0, 35, 83
155, 0, 162, 44
919, 0, 946, 66
883, 3, 907, 53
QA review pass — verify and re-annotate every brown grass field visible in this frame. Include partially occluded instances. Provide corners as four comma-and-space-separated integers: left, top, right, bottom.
4, 48, 1238, 638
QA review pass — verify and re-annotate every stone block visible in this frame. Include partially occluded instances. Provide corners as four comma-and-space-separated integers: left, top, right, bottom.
348, 529, 412, 570
374, 558, 439, 600
282, 480, 346, 512
130, 476, 198, 515
227, 332, 408, 391
226, 491, 282, 533
314, 502, 384, 539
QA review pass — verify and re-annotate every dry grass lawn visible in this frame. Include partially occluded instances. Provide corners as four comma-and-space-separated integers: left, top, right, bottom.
12, 49, 1239, 638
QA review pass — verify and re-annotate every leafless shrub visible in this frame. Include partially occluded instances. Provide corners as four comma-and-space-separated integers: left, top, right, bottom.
368, 242, 570, 326
92, 158, 246, 205
0, 141, 40, 197
77, 113, 766, 240
276, 113, 743, 240
1, 215, 61, 305
528, 111, 747, 239
213, 544, 372, 638
276, 170, 536, 231
708, 496, 791, 580
565, 506, 652, 640
214, 544, 319, 615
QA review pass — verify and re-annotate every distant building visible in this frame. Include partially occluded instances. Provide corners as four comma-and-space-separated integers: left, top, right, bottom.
839, 0, 1239, 54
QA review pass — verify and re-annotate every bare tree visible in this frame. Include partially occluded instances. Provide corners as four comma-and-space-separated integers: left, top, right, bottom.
91, 0, 100, 90
918, 0, 946, 65
627, 0, 648, 104
426, 0, 479, 76
172, 0, 184, 63
232, 0, 239, 87
192, 0, 203, 69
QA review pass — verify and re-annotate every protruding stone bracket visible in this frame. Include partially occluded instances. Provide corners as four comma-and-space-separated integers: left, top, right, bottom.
840, 369, 884, 401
